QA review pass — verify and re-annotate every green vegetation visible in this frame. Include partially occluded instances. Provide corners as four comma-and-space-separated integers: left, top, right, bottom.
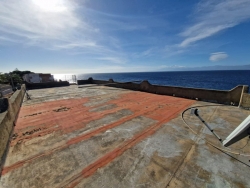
0, 68, 33, 85
11, 68, 33, 79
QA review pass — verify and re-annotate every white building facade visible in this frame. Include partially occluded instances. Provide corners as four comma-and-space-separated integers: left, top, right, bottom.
23, 73, 54, 83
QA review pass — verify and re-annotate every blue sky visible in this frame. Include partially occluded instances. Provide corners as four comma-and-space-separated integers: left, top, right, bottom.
0, 0, 250, 73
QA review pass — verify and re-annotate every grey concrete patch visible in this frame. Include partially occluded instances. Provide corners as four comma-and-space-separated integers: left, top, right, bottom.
76, 117, 193, 188
23, 85, 130, 106
89, 104, 117, 112
138, 132, 182, 159
4, 131, 66, 167
0, 147, 79, 188
66, 109, 133, 140
196, 144, 250, 187
69, 116, 156, 168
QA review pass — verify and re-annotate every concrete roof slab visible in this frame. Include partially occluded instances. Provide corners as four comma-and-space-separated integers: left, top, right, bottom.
1, 85, 250, 188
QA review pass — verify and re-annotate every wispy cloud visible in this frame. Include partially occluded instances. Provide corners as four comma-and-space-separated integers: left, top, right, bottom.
159, 65, 185, 69
164, 44, 186, 57
0, 0, 126, 63
209, 52, 228, 62
96, 57, 126, 64
54, 42, 98, 50
179, 0, 250, 47
0, 0, 82, 44
0, 36, 19, 43
58, 65, 162, 74
140, 48, 155, 57
131, 48, 157, 58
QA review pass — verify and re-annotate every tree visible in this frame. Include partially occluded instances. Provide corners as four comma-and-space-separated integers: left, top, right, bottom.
0, 72, 22, 85
0, 73, 9, 84
11, 69, 34, 81
0, 69, 34, 85
10, 73, 23, 84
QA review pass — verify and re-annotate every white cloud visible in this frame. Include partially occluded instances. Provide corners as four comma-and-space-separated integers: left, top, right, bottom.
54, 42, 98, 50
2, 1, 102, 57
132, 48, 156, 58
0, 0, 82, 43
0, 36, 18, 43
179, 0, 250, 47
0, 0, 126, 63
209, 52, 228, 62
52, 65, 159, 74
164, 44, 186, 57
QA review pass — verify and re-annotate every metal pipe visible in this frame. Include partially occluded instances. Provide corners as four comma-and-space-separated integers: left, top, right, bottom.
194, 108, 222, 142
9, 72, 14, 90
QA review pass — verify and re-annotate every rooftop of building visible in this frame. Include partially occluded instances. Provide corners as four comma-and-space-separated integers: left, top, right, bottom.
1, 85, 250, 188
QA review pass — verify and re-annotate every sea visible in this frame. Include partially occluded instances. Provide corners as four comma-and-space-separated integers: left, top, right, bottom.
54, 70, 250, 92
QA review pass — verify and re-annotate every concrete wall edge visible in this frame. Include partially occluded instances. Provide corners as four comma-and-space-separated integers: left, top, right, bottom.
0, 84, 26, 173
77, 78, 248, 105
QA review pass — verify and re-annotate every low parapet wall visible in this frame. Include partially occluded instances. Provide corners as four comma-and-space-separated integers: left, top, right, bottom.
77, 78, 249, 105
25, 81, 69, 90
77, 77, 114, 85
0, 84, 25, 170
241, 93, 250, 109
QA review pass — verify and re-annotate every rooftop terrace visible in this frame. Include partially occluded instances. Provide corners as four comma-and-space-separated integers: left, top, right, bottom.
1, 85, 250, 188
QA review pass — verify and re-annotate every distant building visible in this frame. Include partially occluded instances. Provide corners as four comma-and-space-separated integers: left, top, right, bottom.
23, 73, 54, 83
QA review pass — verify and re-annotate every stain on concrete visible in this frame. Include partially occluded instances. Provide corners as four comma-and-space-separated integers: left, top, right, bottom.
53, 107, 70, 112
24, 112, 43, 117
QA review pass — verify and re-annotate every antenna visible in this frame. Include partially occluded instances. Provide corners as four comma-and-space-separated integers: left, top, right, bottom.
223, 115, 250, 147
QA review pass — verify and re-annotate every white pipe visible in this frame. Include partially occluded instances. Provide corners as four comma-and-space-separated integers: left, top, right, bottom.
238, 85, 245, 108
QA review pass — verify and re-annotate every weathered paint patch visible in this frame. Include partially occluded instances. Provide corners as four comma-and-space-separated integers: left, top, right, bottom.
64, 100, 193, 187
73, 119, 194, 188
1, 116, 157, 188
2, 86, 196, 188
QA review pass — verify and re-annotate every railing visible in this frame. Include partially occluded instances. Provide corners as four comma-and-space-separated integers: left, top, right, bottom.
53, 74, 77, 83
